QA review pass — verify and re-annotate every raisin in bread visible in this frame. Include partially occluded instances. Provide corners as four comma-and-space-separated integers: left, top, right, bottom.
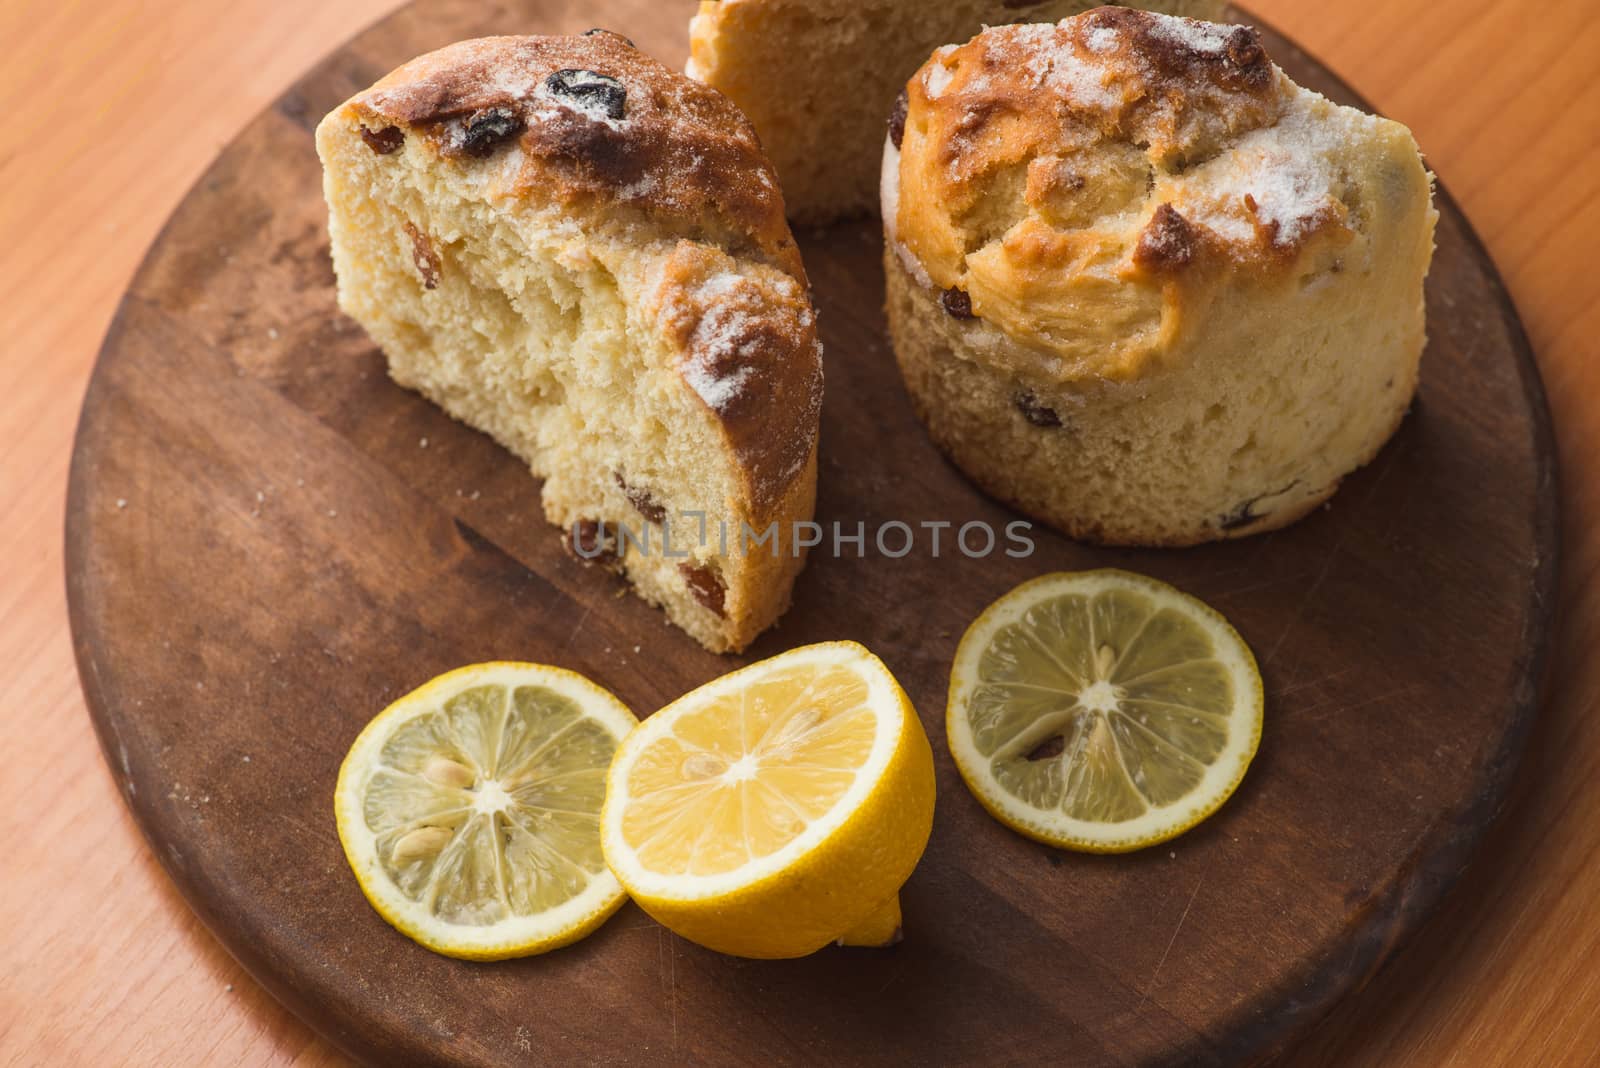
687, 0, 1225, 224
882, 10, 1436, 546
316, 32, 822, 652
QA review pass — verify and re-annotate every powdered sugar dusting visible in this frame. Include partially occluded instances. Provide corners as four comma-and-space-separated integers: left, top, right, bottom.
1193, 202, 1254, 244
685, 355, 755, 411
924, 62, 954, 100
1240, 156, 1331, 245
695, 272, 744, 301
1085, 25, 1120, 54
1012, 23, 1118, 108
681, 273, 770, 412
1049, 54, 1117, 109
487, 66, 538, 100
616, 173, 658, 200
1147, 16, 1236, 55
1181, 107, 1344, 249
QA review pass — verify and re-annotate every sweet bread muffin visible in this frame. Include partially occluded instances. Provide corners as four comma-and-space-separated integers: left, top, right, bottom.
687, 0, 1224, 224
316, 32, 823, 652
882, 10, 1437, 546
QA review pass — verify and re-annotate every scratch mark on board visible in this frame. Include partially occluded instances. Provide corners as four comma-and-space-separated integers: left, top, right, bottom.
559, 602, 594, 654
1140, 877, 1204, 1010
1276, 665, 1358, 700
1298, 684, 1422, 725
1262, 534, 1345, 667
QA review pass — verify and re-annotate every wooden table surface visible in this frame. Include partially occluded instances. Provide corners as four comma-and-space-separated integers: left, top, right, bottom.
1, 0, 1594, 1064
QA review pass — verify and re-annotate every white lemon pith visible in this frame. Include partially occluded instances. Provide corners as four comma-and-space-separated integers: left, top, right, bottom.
335, 662, 638, 959
601, 642, 936, 959
948, 570, 1262, 853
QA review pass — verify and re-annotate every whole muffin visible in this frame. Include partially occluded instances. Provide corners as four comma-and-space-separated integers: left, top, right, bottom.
882, 10, 1437, 546
317, 33, 822, 652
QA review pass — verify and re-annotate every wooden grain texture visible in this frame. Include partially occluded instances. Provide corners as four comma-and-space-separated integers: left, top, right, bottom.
1, 2, 1595, 1067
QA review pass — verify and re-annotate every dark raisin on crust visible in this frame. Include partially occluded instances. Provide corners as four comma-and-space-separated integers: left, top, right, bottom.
889, 89, 909, 150
545, 68, 628, 122
566, 518, 621, 567
359, 125, 405, 155
1218, 501, 1260, 531
614, 472, 667, 524
453, 106, 525, 158
940, 287, 976, 319
679, 563, 727, 618
1133, 203, 1196, 272
1015, 391, 1063, 428
1219, 479, 1301, 531
402, 221, 441, 290
1220, 26, 1270, 85
583, 28, 636, 47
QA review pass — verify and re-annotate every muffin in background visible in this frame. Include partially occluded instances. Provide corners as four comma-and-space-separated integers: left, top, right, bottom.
687, 0, 1224, 225
882, 9, 1437, 546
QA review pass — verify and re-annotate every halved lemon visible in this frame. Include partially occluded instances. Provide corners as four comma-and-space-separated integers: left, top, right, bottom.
947, 570, 1262, 853
600, 642, 936, 959
334, 662, 638, 959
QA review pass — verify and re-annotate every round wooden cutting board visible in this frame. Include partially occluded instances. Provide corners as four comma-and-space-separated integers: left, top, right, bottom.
65, 2, 1558, 1065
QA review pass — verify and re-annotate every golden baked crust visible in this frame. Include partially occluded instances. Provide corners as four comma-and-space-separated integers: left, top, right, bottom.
351, 32, 802, 278
891, 9, 1360, 384
334, 32, 821, 525
648, 241, 821, 518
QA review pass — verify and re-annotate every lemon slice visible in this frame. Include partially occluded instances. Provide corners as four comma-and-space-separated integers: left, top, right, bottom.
334, 662, 638, 959
947, 570, 1262, 853
601, 642, 936, 959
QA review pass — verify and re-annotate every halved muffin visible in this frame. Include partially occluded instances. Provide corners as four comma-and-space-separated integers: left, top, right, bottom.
317, 32, 822, 651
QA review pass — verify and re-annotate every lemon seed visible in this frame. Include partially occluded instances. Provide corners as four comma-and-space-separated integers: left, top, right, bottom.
392, 826, 453, 863
423, 756, 475, 789
682, 753, 727, 780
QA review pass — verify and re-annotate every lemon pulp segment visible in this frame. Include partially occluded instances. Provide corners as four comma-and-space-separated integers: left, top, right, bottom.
618, 661, 878, 876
